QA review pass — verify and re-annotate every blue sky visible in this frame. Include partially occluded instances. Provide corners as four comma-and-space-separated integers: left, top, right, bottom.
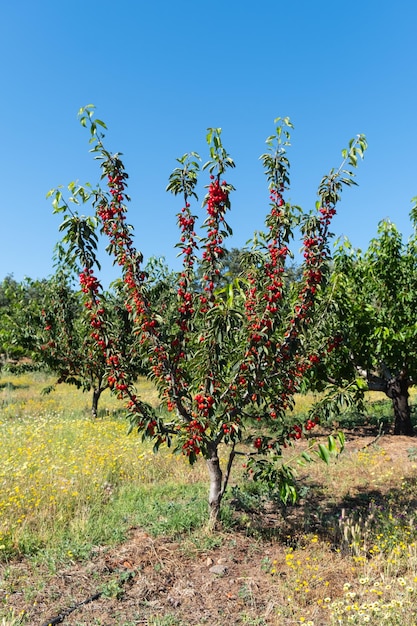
1, 1, 416, 284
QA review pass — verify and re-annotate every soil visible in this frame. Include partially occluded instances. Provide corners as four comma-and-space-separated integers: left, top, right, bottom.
2, 431, 417, 626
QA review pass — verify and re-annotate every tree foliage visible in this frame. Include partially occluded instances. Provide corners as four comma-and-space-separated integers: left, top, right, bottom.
0, 276, 25, 364
320, 209, 417, 435
49, 106, 366, 522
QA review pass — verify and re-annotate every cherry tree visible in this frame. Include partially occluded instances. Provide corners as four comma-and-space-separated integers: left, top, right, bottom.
321, 213, 417, 435
50, 106, 366, 523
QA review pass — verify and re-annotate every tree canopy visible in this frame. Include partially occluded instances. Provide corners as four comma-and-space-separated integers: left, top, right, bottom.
316, 206, 417, 435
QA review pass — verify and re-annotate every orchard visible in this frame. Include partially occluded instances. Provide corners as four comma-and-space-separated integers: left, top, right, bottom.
49, 106, 366, 524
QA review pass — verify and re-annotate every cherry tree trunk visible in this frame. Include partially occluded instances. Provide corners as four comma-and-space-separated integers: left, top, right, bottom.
92, 387, 102, 418
386, 374, 414, 436
206, 442, 223, 527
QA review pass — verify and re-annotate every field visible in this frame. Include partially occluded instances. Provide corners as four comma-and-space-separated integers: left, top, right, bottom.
2, 372, 417, 625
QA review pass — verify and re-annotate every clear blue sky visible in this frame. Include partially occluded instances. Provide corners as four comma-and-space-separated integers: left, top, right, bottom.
1, 1, 416, 285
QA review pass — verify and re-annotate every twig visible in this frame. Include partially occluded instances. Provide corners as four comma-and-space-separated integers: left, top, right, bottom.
355, 422, 384, 452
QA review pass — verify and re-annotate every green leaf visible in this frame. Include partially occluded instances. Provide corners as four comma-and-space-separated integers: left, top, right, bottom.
337, 431, 345, 453
355, 377, 368, 390
317, 444, 330, 464
327, 435, 336, 454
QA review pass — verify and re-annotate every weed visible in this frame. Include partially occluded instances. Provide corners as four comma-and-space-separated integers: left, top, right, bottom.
100, 577, 125, 599
240, 616, 268, 625
238, 580, 259, 608
0, 610, 26, 626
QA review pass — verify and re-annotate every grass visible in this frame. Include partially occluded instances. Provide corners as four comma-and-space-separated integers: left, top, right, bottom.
0, 371, 210, 563
2, 371, 417, 624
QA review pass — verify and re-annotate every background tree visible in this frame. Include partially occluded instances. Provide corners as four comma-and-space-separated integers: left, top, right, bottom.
0, 275, 52, 370
3, 262, 144, 416
314, 211, 417, 435
50, 106, 366, 523
41, 272, 147, 417
0, 276, 24, 366
194, 247, 248, 290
